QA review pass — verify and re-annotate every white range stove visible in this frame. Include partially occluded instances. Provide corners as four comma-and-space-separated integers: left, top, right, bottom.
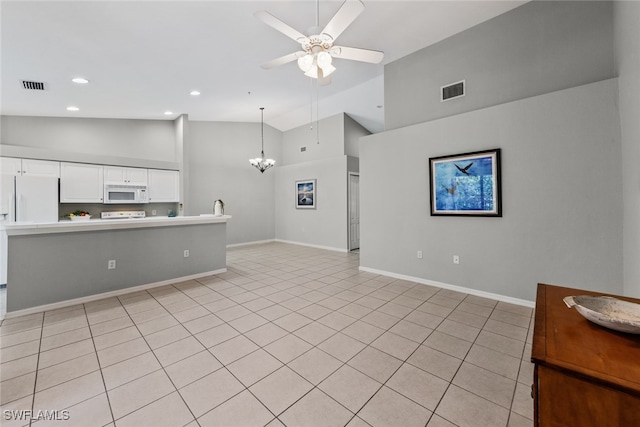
101, 211, 146, 220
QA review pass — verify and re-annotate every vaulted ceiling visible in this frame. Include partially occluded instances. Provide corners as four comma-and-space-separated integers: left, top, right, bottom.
1, 1, 526, 133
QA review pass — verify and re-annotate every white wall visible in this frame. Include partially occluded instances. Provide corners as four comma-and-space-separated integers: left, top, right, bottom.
385, 1, 615, 131
361, 79, 623, 302
187, 121, 281, 245
615, 1, 640, 297
274, 155, 349, 252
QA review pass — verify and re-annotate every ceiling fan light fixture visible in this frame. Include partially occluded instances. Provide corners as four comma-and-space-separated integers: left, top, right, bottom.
316, 51, 332, 67
304, 66, 318, 79
317, 52, 336, 77
250, 107, 276, 173
297, 54, 314, 72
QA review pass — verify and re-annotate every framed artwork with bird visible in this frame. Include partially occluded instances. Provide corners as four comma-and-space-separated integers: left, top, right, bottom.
429, 148, 502, 216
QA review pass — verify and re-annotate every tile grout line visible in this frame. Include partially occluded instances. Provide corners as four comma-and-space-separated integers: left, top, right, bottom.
83, 302, 117, 427
27, 312, 44, 427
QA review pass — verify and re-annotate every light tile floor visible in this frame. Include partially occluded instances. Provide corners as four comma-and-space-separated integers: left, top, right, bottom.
0, 242, 535, 427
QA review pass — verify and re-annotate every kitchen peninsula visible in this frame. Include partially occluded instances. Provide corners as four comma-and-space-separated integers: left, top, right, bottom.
3, 215, 230, 315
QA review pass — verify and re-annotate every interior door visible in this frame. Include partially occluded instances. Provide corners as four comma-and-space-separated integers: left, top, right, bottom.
349, 173, 360, 251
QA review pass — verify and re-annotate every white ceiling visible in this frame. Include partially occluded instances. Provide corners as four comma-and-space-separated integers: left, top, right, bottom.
1, 1, 526, 133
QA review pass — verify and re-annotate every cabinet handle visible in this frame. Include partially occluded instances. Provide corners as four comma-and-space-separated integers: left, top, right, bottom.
531, 384, 534, 399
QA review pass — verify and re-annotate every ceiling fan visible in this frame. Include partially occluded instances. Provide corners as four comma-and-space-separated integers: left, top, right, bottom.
255, 0, 384, 85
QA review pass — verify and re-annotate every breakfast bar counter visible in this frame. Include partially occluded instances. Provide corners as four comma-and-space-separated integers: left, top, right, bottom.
2, 215, 231, 316
3, 214, 231, 236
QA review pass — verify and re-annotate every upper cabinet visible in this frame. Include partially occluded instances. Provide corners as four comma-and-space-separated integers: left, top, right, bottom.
60, 162, 104, 203
5, 158, 179, 204
1, 157, 22, 175
22, 159, 61, 177
148, 169, 180, 202
104, 166, 148, 185
1, 157, 60, 178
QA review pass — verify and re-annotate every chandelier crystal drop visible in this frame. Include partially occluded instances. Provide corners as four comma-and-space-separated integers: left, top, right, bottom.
249, 107, 276, 173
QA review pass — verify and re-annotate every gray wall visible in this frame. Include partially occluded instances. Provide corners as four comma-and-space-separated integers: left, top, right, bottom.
361, 79, 623, 302
274, 155, 349, 251
1, 116, 177, 165
344, 114, 369, 158
274, 113, 362, 251
187, 121, 281, 245
7, 223, 226, 312
385, 1, 615, 131
281, 114, 345, 165
615, 1, 640, 297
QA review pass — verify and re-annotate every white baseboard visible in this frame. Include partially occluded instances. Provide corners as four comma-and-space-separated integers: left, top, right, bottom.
226, 239, 275, 248
359, 266, 535, 308
2, 268, 227, 319
274, 239, 348, 253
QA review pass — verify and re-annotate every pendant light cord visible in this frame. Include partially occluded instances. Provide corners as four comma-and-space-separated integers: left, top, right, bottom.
260, 107, 265, 156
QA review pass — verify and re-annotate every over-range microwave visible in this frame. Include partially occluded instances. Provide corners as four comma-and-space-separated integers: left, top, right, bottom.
104, 184, 149, 204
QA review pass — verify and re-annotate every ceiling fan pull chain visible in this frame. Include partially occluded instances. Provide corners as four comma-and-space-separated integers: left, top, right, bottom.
316, 79, 320, 144
309, 77, 314, 130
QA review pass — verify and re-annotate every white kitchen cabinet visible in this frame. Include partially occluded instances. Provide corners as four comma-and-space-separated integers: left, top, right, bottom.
60, 162, 104, 203
21, 159, 60, 177
1, 157, 60, 177
1, 157, 22, 176
148, 169, 180, 202
104, 166, 148, 185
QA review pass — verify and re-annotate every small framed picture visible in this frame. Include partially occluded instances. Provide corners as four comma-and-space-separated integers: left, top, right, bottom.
296, 179, 316, 209
429, 148, 501, 216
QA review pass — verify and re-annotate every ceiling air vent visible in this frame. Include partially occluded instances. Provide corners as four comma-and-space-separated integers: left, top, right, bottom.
441, 80, 465, 102
22, 80, 46, 91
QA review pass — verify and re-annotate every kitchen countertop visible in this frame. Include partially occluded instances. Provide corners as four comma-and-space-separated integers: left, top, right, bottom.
1, 215, 231, 236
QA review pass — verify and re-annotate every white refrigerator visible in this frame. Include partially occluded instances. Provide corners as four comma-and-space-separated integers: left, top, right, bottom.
1, 175, 59, 285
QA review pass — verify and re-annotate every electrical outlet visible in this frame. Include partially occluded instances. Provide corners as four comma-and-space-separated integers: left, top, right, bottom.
152, 210, 156, 215
453, 255, 460, 264
184, 250, 189, 258
417, 250, 423, 259
108, 259, 116, 270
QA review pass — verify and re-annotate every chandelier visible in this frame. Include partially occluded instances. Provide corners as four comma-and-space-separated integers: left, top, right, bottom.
249, 107, 276, 173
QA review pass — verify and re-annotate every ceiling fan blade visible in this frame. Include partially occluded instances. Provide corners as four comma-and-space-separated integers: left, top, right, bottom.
321, 0, 365, 42
255, 10, 309, 44
330, 46, 384, 64
261, 51, 307, 69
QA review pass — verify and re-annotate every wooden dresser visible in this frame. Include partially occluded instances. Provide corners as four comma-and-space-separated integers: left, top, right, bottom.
532, 283, 640, 427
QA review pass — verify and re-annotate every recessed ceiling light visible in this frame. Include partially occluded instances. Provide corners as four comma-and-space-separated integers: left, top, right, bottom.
164, 111, 173, 115
72, 78, 89, 84
66, 106, 79, 111
190, 90, 201, 96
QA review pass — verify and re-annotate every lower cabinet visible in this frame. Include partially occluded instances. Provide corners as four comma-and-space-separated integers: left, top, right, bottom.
532, 284, 640, 427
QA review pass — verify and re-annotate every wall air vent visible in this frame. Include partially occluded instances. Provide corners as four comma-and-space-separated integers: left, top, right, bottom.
441, 80, 465, 102
22, 80, 46, 90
